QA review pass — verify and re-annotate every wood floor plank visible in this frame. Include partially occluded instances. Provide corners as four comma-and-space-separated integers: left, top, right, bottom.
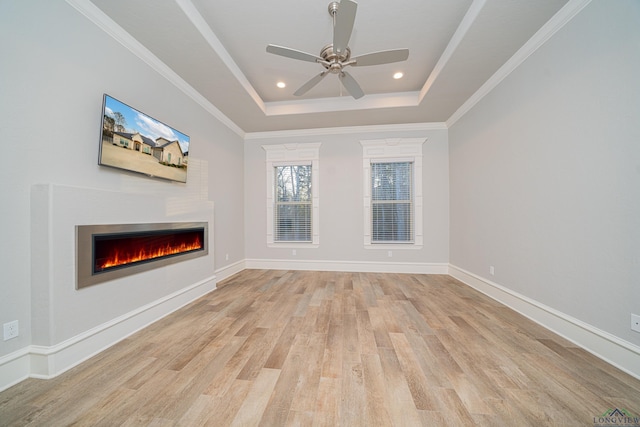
403, 329, 453, 389
389, 332, 437, 411
340, 361, 366, 426
367, 305, 394, 349
151, 337, 247, 422
197, 379, 253, 426
355, 309, 378, 355
321, 316, 343, 379
285, 410, 314, 426
438, 331, 501, 414
229, 369, 280, 427
289, 332, 325, 413
313, 377, 339, 427
263, 317, 304, 370
196, 336, 256, 398
101, 368, 180, 426
235, 326, 282, 381
178, 336, 244, 399
393, 299, 434, 337
361, 353, 394, 426
341, 294, 360, 360
433, 387, 477, 426
2, 269, 640, 426
378, 347, 423, 426
174, 393, 217, 426
313, 299, 332, 335
434, 324, 506, 404
259, 334, 309, 426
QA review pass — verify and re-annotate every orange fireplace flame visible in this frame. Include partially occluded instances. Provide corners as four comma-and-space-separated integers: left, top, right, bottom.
98, 237, 202, 270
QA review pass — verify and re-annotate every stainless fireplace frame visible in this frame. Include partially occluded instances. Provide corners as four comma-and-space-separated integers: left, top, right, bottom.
76, 222, 208, 289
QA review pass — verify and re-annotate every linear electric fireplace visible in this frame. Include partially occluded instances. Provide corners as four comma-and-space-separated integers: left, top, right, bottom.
76, 222, 208, 289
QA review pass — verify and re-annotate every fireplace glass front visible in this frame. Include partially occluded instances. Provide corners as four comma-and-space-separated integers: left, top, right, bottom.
76, 222, 208, 289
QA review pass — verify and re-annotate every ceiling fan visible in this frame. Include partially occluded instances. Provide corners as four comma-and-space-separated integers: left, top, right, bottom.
266, 0, 409, 99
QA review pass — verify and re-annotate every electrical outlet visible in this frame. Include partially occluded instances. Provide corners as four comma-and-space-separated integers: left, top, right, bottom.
292, 249, 296, 256
3, 320, 19, 341
631, 314, 640, 333
388, 251, 393, 257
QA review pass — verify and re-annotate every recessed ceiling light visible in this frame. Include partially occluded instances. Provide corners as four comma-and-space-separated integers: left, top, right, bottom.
276, 81, 286, 88
393, 72, 404, 80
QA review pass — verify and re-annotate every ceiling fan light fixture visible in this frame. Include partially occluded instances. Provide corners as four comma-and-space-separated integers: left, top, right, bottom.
266, 0, 409, 99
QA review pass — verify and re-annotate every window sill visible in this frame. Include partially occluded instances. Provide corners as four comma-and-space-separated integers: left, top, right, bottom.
268, 243, 319, 249
364, 244, 423, 250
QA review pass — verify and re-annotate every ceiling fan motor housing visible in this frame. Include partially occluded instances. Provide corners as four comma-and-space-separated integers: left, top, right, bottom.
320, 44, 351, 73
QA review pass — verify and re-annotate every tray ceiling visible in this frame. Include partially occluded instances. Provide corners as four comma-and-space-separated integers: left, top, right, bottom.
82, 0, 572, 134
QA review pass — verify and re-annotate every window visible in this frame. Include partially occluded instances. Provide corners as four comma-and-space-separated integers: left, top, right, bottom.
371, 161, 413, 242
263, 143, 321, 247
361, 138, 425, 248
274, 164, 312, 242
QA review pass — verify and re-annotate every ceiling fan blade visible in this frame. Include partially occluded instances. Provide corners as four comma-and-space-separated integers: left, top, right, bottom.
294, 71, 328, 96
333, 0, 357, 55
339, 71, 364, 99
351, 49, 409, 66
266, 44, 322, 63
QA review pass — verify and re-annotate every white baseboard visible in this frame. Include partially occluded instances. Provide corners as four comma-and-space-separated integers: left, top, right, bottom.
245, 258, 449, 274
215, 259, 246, 282
0, 348, 30, 392
449, 264, 640, 380
0, 275, 216, 392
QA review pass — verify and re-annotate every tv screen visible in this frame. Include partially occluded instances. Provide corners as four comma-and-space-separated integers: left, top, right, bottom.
99, 94, 190, 183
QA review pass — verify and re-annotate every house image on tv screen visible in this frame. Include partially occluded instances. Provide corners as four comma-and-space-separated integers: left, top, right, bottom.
111, 131, 186, 167
99, 94, 190, 183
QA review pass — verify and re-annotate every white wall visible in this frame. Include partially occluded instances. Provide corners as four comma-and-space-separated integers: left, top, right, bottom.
449, 0, 640, 355
244, 127, 450, 271
0, 0, 244, 388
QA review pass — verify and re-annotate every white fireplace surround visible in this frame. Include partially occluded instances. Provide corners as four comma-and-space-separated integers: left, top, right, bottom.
12, 184, 217, 387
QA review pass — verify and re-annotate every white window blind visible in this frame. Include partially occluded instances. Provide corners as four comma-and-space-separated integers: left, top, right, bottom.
361, 138, 424, 248
371, 162, 413, 242
263, 142, 320, 247
274, 164, 312, 242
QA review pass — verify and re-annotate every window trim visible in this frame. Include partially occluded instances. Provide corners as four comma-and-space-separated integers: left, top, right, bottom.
371, 160, 414, 244
263, 143, 320, 248
361, 138, 425, 249
273, 164, 313, 243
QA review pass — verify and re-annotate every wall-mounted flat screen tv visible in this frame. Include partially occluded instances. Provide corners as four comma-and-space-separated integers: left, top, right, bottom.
99, 94, 190, 183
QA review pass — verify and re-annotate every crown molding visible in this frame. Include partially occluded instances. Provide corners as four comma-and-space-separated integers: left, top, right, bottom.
175, 0, 266, 114
264, 91, 421, 116
420, 0, 486, 103
64, 0, 245, 138
445, 0, 593, 127
244, 122, 447, 140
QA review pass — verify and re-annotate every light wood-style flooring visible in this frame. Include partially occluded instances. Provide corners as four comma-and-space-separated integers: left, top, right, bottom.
1, 270, 640, 426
